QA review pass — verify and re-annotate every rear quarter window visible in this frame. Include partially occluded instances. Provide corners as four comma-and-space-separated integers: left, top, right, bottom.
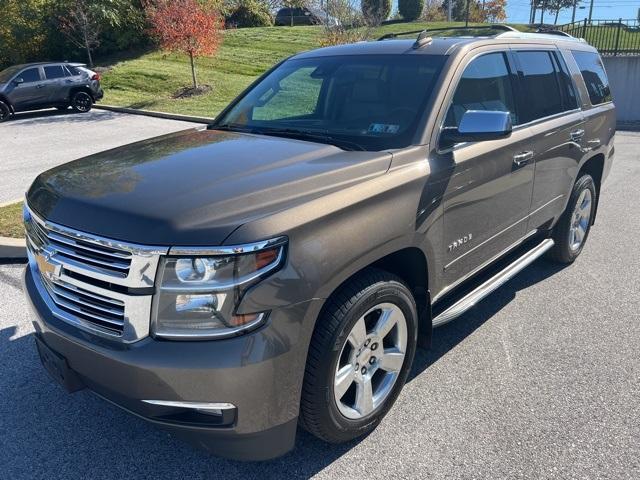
571, 50, 612, 105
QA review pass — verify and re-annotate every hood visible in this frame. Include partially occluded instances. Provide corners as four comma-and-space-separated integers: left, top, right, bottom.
27, 128, 392, 245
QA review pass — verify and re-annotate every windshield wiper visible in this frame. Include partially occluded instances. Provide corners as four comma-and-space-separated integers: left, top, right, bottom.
210, 123, 254, 133
256, 128, 366, 151
211, 124, 366, 151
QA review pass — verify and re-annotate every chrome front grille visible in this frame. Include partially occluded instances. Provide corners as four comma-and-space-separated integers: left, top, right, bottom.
28, 217, 132, 277
41, 276, 126, 335
24, 204, 168, 342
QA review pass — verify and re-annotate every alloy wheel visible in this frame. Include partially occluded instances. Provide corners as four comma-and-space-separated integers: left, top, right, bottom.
333, 302, 407, 420
569, 188, 592, 251
73, 93, 92, 112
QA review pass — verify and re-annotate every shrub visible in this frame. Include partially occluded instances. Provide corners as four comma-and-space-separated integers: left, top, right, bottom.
399, 0, 424, 21
361, 0, 391, 24
226, 0, 273, 28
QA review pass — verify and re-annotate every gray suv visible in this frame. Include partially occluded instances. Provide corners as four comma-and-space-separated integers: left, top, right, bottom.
22, 26, 615, 460
0, 62, 104, 121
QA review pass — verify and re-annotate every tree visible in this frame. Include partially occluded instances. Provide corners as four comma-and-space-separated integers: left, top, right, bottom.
547, 0, 574, 24
442, 0, 482, 22
399, 0, 425, 21
144, 0, 223, 89
281, 0, 308, 26
58, 0, 133, 67
482, 0, 506, 22
361, 0, 391, 24
225, 0, 273, 28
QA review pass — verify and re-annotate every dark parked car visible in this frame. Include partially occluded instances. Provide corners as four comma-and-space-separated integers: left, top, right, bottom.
24, 27, 614, 460
0, 62, 103, 122
275, 7, 338, 26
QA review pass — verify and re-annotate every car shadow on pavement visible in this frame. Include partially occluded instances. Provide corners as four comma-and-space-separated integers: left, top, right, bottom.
5, 109, 119, 126
409, 258, 566, 382
1, 259, 565, 480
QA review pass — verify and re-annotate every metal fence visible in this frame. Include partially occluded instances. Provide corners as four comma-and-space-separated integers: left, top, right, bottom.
554, 19, 640, 56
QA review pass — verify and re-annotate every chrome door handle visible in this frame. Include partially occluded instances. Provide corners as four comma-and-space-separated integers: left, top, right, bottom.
36, 84, 46, 89
570, 129, 585, 141
587, 139, 601, 150
513, 151, 534, 167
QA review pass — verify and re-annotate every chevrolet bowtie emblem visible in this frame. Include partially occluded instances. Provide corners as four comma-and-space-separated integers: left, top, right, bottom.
36, 251, 62, 280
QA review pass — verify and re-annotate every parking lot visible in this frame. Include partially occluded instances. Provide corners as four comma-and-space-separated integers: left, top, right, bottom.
0, 130, 638, 479
0, 109, 203, 203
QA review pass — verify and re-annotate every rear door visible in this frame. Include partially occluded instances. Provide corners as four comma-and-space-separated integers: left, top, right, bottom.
42, 65, 68, 104
8, 67, 46, 109
432, 48, 536, 292
512, 48, 586, 230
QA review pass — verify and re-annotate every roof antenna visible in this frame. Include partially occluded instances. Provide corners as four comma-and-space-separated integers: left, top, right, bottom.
413, 30, 432, 49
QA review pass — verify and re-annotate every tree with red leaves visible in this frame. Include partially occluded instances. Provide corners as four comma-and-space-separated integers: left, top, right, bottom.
144, 0, 223, 89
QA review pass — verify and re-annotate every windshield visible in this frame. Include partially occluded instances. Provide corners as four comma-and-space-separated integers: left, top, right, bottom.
0, 65, 22, 83
215, 54, 446, 151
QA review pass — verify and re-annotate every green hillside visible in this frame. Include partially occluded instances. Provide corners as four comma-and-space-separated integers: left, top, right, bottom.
101, 22, 530, 118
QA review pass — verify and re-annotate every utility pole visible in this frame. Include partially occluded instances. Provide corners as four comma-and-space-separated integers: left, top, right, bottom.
540, 0, 546, 25
588, 0, 594, 23
571, 0, 577, 23
448, 0, 452, 22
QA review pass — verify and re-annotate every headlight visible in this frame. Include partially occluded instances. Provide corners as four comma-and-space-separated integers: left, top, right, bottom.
152, 238, 286, 340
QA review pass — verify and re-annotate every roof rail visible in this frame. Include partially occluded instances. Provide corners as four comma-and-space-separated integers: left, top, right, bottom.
377, 24, 518, 41
534, 28, 574, 38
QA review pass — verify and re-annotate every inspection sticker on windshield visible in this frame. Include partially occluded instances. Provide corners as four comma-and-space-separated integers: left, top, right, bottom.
368, 123, 400, 134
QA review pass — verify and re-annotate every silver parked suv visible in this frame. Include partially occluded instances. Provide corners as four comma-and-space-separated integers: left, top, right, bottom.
0, 62, 104, 121
23, 26, 615, 460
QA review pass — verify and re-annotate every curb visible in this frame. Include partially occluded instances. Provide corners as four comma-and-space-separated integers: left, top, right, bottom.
0, 200, 26, 261
95, 105, 213, 124
0, 198, 23, 208
0, 236, 26, 261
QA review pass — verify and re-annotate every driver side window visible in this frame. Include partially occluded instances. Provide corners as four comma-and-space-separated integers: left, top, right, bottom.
444, 52, 518, 129
17, 68, 41, 84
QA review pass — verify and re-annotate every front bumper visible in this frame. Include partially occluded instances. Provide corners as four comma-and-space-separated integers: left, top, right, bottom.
24, 267, 321, 461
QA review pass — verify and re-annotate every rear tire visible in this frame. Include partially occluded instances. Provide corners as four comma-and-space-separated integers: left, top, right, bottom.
0, 100, 10, 122
71, 91, 93, 113
300, 269, 418, 444
548, 174, 597, 264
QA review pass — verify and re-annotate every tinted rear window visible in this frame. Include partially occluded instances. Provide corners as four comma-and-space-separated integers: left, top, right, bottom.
44, 65, 66, 79
516, 51, 567, 123
571, 51, 612, 105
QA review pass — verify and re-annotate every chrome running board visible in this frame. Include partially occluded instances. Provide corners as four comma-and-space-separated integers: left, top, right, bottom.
432, 238, 555, 328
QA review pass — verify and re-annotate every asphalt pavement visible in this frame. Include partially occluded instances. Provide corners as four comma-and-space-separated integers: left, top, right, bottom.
0, 132, 638, 479
0, 108, 204, 203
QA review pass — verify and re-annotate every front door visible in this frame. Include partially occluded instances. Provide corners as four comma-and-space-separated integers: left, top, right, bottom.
432, 50, 536, 296
9, 67, 46, 110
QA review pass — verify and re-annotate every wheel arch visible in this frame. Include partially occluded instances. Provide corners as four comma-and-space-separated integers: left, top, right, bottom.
68, 86, 95, 101
578, 153, 605, 224
317, 246, 433, 349
0, 94, 14, 112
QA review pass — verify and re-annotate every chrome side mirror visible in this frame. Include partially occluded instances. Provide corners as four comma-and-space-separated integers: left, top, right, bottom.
441, 110, 512, 148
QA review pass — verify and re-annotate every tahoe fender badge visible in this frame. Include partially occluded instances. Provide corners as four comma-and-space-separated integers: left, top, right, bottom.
448, 233, 473, 252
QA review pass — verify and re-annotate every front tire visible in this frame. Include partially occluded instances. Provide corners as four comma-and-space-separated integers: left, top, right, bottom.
549, 174, 597, 264
71, 91, 93, 113
0, 100, 11, 122
300, 269, 418, 444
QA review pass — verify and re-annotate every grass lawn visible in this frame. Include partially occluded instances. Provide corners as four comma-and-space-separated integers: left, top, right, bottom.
0, 202, 23, 239
101, 22, 531, 118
